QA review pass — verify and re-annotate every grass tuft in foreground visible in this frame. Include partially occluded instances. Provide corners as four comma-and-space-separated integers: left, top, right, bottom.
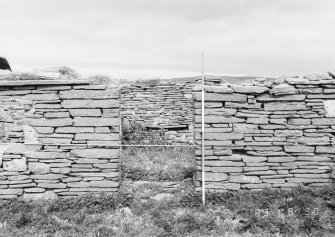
0, 184, 335, 236
121, 146, 195, 181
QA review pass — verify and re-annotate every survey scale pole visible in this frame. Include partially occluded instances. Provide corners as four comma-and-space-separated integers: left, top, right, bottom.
201, 52, 205, 207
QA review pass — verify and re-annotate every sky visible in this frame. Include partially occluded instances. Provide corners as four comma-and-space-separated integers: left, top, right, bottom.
1, 0, 335, 79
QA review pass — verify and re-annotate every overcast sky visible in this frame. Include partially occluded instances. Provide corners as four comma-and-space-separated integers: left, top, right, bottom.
1, 0, 335, 79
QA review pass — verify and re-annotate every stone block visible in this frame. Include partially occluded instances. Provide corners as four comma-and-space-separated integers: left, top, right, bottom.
203, 86, 234, 94
28, 152, 68, 159
24, 188, 46, 193
264, 102, 306, 111
0, 189, 23, 195
211, 167, 243, 173
55, 127, 94, 133
242, 156, 267, 163
268, 157, 296, 162
34, 127, 54, 134
194, 92, 247, 102
270, 84, 297, 95
29, 118, 72, 127
246, 117, 269, 124
44, 112, 70, 118
230, 175, 261, 183
67, 182, 90, 188
230, 85, 269, 94
71, 149, 119, 158
284, 145, 315, 153
241, 183, 271, 189
60, 89, 118, 99
93, 163, 119, 169
31, 174, 65, 180
213, 150, 232, 156
69, 109, 102, 117
257, 94, 305, 102
195, 172, 228, 181
74, 133, 119, 141
61, 99, 118, 108
312, 118, 335, 126
288, 118, 310, 125
28, 163, 50, 174
73, 117, 120, 127
315, 146, 335, 153
22, 93, 59, 101
90, 181, 119, 188
195, 116, 245, 124
3, 158, 27, 172
38, 183, 67, 189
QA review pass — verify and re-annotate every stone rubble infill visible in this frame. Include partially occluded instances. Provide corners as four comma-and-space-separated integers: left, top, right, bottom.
121, 81, 195, 144
194, 72, 335, 191
0, 80, 120, 199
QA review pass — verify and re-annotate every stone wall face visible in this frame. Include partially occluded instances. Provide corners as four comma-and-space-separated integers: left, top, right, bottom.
194, 75, 335, 191
0, 81, 120, 199
121, 82, 194, 144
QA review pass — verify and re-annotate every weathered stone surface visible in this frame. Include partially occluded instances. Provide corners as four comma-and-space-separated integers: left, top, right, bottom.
44, 112, 70, 118
29, 118, 72, 127
195, 172, 228, 181
315, 146, 335, 153
38, 183, 67, 189
28, 163, 50, 174
74, 133, 119, 141
22, 93, 59, 101
93, 163, 119, 169
194, 92, 247, 102
203, 86, 234, 94
230, 175, 261, 183
59, 90, 117, 99
270, 84, 297, 95
55, 127, 94, 133
258, 94, 305, 102
288, 118, 310, 125
242, 156, 267, 163
268, 157, 296, 162
71, 149, 119, 158
0, 189, 23, 195
241, 183, 271, 189
73, 117, 120, 126
312, 118, 335, 126
211, 167, 243, 173
264, 102, 306, 111
230, 85, 269, 94
284, 146, 315, 153
28, 152, 68, 159
90, 181, 119, 187
195, 116, 244, 124
213, 150, 232, 156
3, 158, 27, 172
69, 109, 102, 117
31, 174, 65, 180
61, 99, 118, 109
34, 127, 54, 134
246, 117, 269, 124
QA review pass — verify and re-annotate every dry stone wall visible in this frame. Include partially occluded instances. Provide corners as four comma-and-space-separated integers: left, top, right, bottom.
0, 80, 120, 199
194, 74, 335, 191
121, 81, 194, 144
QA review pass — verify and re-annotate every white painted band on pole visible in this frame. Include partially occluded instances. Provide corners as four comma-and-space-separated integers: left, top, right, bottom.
201, 52, 205, 207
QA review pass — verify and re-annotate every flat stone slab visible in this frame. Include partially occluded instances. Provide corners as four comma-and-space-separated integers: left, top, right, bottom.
0, 80, 89, 86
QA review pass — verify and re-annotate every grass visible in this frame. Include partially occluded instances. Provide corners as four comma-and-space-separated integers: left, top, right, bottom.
120, 146, 195, 181
0, 183, 335, 236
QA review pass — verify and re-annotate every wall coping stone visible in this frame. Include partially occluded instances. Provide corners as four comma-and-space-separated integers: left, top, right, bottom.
0, 80, 90, 87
